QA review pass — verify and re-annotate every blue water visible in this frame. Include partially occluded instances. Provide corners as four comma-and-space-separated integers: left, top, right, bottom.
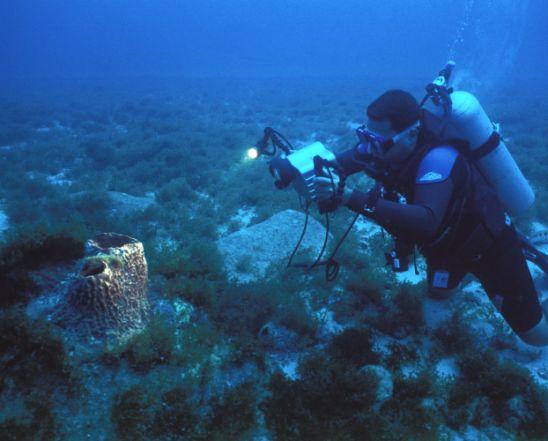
2, 0, 547, 85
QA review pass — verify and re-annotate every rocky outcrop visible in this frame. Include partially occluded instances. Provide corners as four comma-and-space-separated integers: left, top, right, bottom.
107, 191, 155, 216
216, 209, 330, 283
57, 233, 149, 338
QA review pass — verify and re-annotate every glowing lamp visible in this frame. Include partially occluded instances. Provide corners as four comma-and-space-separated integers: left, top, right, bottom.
247, 147, 259, 159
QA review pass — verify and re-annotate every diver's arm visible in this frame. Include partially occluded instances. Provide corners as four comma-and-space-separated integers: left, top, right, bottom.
335, 144, 384, 179
344, 146, 466, 242
345, 180, 454, 242
335, 146, 367, 175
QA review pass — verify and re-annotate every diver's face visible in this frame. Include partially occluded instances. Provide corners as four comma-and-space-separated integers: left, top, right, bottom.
366, 119, 418, 166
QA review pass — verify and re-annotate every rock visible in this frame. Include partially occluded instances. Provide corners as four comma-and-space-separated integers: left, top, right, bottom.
152, 298, 176, 323
216, 209, 330, 283
56, 233, 149, 338
396, 266, 427, 285
267, 353, 301, 380
435, 357, 460, 379
315, 307, 345, 341
359, 365, 393, 405
353, 216, 380, 242
107, 191, 155, 215
47, 169, 73, 186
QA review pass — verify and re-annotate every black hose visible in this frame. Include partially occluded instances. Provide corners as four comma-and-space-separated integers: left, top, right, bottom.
286, 199, 310, 269
307, 212, 330, 270
324, 213, 360, 281
271, 129, 294, 154
286, 162, 357, 281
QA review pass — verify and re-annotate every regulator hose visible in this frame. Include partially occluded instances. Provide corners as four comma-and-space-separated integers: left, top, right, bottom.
286, 163, 358, 281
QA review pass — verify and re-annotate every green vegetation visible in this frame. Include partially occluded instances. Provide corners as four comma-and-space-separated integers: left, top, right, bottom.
263, 353, 380, 440
0, 230, 84, 307
328, 327, 380, 366
110, 384, 156, 441
0, 395, 58, 441
0, 311, 79, 438
432, 311, 477, 356
446, 349, 548, 438
0, 310, 79, 393
153, 241, 225, 310
385, 341, 419, 369
373, 282, 426, 337
114, 315, 177, 371
0, 78, 546, 439
384, 370, 440, 436
110, 380, 257, 440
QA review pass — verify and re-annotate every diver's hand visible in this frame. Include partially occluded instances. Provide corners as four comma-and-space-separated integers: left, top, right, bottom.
313, 175, 352, 206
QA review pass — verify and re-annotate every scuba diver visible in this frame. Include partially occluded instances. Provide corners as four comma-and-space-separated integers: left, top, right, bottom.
312, 88, 548, 347
251, 62, 547, 346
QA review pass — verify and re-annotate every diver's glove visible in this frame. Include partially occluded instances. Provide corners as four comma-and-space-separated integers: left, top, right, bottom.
313, 175, 352, 213
343, 181, 383, 216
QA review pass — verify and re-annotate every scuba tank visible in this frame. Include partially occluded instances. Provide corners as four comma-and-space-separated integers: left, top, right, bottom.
422, 62, 535, 216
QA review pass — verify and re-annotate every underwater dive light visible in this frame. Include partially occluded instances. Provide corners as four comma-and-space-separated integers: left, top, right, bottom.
247, 147, 259, 159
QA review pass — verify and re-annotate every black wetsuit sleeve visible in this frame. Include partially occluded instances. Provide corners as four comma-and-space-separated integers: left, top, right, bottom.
335, 147, 367, 175
346, 181, 454, 242
345, 153, 467, 243
335, 146, 384, 179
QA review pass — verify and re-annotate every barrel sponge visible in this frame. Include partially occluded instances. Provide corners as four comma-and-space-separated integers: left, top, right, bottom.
60, 233, 149, 337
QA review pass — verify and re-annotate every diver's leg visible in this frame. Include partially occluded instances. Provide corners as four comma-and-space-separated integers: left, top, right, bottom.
473, 227, 547, 346
519, 306, 548, 346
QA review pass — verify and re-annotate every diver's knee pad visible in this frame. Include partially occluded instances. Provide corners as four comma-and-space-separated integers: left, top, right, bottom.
426, 267, 466, 300
518, 311, 548, 347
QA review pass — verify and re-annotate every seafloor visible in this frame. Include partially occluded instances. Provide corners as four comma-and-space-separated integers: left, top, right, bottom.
0, 76, 547, 440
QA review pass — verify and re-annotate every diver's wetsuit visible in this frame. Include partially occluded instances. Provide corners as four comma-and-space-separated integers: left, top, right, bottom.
338, 140, 543, 334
